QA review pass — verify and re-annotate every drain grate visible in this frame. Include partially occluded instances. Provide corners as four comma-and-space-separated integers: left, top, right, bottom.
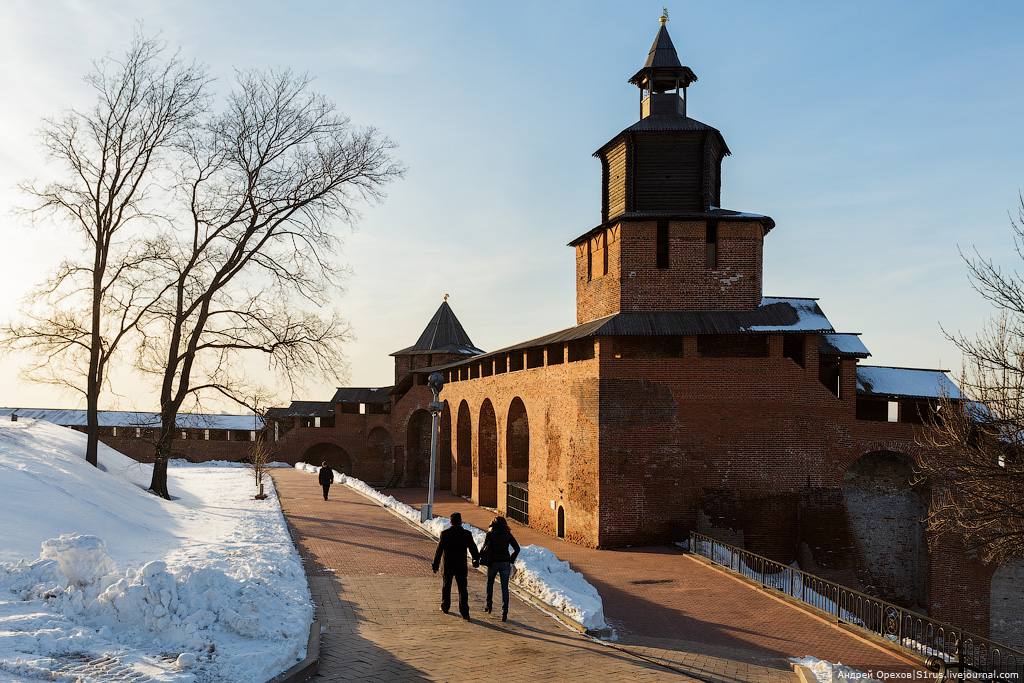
629, 578, 675, 585
50, 652, 155, 682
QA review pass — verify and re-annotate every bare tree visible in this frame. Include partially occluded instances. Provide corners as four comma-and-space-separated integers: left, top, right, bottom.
1, 35, 206, 465
138, 70, 403, 498
918, 197, 1024, 563
248, 416, 272, 500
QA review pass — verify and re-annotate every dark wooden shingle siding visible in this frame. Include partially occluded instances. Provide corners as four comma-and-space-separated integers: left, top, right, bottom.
632, 134, 705, 211
604, 140, 628, 219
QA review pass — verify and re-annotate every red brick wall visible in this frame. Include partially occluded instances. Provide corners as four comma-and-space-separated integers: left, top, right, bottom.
576, 220, 764, 323
96, 433, 254, 463
266, 385, 436, 487
438, 354, 602, 547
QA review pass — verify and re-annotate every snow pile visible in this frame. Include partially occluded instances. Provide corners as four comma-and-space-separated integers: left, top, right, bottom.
0, 419, 312, 682
294, 463, 608, 631
170, 458, 291, 468
790, 656, 867, 682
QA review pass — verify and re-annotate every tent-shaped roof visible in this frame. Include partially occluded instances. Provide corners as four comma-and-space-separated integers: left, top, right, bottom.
628, 19, 698, 91
392, 301, 483, 357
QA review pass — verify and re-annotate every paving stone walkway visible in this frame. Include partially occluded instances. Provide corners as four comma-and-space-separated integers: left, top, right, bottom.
272, 470, 795, 682
386, 488, 921, 678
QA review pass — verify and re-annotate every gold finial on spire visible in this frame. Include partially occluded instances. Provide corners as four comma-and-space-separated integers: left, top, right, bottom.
443, 292, 449, 302
660, 7, 669, 25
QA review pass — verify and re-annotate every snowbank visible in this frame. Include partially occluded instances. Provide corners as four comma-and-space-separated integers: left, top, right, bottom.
294, 462, 608, 631
0, 419, 312, 682
790, 656, 867, 682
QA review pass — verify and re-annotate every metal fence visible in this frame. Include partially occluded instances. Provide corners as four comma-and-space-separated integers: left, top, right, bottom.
689, 532, 1024, 678
506, 481, 529, 525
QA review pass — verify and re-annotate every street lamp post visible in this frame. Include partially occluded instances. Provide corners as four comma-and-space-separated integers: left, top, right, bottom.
422, 371, 445, 522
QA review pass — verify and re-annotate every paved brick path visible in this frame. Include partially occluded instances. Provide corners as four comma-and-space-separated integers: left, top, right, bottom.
386, 488, 920, 677
272, 470, 795, 682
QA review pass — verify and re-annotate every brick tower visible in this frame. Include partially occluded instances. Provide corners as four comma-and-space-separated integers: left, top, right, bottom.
390, 299, 482, 384
570, 13, 775, 323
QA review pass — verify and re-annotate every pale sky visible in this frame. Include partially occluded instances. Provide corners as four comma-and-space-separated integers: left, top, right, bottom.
2, 1, 1023, 412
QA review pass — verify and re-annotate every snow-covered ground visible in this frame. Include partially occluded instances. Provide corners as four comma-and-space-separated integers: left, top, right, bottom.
790, 656, 867, 682
0, 419, 311, 682
294, 462, 608, 631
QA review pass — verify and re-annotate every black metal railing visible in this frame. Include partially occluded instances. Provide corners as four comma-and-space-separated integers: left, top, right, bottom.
506, 481, 529, 525
689, 532, 1024, 678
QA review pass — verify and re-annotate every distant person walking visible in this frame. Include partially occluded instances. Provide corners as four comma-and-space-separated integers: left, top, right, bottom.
479, 516, 520, 622
432, 512, 480, 620
318, 462, 333, 500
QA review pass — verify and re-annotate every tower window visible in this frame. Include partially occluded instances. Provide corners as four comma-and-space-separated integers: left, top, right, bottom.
587, 232, 607, 279
656, 220, 669, 269
706, 221, 718, 269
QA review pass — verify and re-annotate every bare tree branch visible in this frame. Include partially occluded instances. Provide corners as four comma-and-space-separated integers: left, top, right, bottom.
919, 197, 1024, 564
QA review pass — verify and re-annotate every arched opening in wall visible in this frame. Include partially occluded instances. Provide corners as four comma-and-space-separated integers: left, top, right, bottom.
505, 397, 530, 525
440, 401, 453, 493
842, 451, 927, 607
456, 401, 472, 497
405, 409, 433, 487
365, 427, 394, 486
304, 443, 352, 475
477, 399, 498, 508
557, 505, 565, 538
991, 559, 1024, 649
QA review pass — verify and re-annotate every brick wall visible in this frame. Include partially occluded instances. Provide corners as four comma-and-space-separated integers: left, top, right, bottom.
438, 354, 602, 547
576, 219, 764, 323
990, 559, 1024, 648
267, 385, 435, 488
95, 433, 254, 463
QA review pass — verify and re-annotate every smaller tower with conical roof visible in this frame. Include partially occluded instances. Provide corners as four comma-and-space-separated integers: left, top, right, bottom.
391, 299, 483, 384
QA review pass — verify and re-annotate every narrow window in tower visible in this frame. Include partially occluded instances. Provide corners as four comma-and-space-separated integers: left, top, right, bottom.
706, 221, 718, 269
601, 230, 608, 276
586, 240, 593, 281
656, 220, 669, 269
590, 232, 606, 278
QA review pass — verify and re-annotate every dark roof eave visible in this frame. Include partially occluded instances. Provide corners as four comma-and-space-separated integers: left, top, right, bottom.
593, 123, 731, 159
417, 301, 833, 373
568, 210, 776, 246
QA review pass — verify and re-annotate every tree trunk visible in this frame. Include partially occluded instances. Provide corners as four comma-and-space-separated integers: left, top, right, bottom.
84, 236, 105, 467
148, 409, 175, 499
85, 385, 99, 466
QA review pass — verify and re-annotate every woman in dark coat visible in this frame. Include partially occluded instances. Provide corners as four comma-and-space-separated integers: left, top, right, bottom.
480, 516, 520, 621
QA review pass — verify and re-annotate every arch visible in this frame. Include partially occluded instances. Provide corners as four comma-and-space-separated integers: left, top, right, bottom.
557, 505, 566, 539
456, 400, 472, 496
440, 401, 453, 493
506, 397, 530, 482
505, 397, 530, 524
365, 427, 394, 485
304, 442, 352, 475
991, 559, 1024, 648
477, 399, 498, 507
405, 409, 433, 486
842, 451, 927, 606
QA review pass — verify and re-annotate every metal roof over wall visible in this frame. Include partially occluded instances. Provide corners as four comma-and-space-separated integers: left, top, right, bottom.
856, 367, 961, 400
419, 297, 835, 372
329, 387, 393, 404
0, 408, 263, 430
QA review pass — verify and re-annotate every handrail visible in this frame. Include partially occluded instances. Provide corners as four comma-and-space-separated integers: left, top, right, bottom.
689, 531, 1024, 677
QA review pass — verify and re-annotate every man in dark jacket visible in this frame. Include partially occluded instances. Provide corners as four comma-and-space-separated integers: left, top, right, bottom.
318, 462, 333, 500
432, 512, 480, 619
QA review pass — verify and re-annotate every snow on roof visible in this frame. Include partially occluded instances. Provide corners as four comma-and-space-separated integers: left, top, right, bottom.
855, 366, 962, 400
746, 297, 834, 333
0, 408, 263, 431
820, 333, 871, 357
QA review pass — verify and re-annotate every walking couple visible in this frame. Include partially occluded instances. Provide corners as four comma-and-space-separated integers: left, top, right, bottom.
432, 513, 520, 622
